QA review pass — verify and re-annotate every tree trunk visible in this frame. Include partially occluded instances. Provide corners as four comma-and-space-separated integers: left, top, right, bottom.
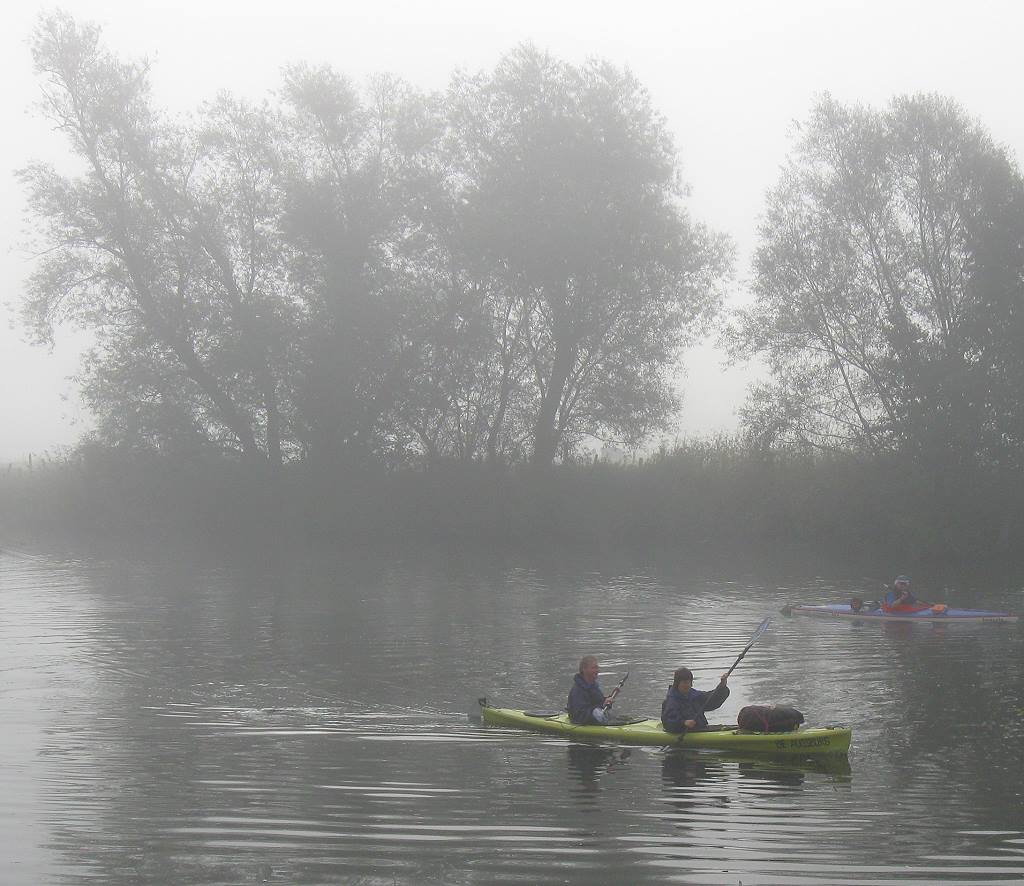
532, 281, 576, 468
532, 338, 575, 468
486, 302, 522, 468
263, 377, 283, 469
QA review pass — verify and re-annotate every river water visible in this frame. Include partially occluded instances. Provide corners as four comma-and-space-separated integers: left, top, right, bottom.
1, 540, 1022, 884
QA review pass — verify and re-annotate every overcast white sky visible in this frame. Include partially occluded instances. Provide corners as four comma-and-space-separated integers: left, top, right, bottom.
3, 0, 1023, 460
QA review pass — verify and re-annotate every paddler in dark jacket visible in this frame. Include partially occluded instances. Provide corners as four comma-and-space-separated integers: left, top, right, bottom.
660, 667, 730, 733
567, 655, 615, 725
882, 574, 919, 612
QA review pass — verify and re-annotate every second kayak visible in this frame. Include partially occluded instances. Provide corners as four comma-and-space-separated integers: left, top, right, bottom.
784, 602, 1017, 623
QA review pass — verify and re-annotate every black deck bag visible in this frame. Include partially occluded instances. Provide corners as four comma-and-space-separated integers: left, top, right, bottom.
737, 704, 805, 733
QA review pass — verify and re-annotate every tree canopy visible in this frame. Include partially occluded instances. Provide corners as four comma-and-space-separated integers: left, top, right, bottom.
19, 16, 731, 469
729, 93, 1024, 472
443, 47, 732, 466
22, 12, 295, 465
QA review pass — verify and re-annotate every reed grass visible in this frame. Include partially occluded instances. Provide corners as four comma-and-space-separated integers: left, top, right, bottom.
2, 439, 1021, 570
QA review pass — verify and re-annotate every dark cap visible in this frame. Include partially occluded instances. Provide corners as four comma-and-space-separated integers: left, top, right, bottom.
673, 667, 693, 686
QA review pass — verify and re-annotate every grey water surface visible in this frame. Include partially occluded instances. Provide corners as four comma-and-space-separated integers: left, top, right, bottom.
1, 542, 1022, 884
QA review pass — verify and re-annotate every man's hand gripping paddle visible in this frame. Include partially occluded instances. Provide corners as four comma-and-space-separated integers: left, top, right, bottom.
603, 670, 629, 711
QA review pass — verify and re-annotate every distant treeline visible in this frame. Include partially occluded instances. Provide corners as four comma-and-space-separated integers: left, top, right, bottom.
22, 17, 1023, 482
11, 16, 1024, 571
3, 440, 1021, 571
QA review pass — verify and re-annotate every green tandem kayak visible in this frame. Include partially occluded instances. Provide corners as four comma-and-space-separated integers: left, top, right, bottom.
480, 701, 852, 756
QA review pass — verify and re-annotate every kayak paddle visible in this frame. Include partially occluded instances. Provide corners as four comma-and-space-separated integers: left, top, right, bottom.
723, 616, 771, 678
692, 620, 770, 721
603, 670, 629, 711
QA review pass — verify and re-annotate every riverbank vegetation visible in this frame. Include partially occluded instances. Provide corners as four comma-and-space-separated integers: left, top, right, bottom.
3, 439, 1021, 570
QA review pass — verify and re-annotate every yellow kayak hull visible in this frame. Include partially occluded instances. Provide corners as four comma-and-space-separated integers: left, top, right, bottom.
480, 703, 851, 756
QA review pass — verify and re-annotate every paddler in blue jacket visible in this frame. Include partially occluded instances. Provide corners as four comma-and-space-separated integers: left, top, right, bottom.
660, 667, 730, 733
567, 655, 616, 724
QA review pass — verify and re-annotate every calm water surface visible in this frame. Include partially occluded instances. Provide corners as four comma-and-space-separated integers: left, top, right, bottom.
1, 541, 1022, 884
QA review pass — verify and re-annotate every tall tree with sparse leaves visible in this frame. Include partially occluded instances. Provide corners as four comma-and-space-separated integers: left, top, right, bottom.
21, 12, 295, 467
278, 65, 444, 466
730, 93, 1024, 471
444, 46, 732, 467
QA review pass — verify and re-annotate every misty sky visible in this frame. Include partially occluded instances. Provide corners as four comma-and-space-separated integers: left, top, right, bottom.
3, 0, 1022, 461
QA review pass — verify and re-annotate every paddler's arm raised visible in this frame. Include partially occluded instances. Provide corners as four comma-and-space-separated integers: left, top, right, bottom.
701, 672, 731, 713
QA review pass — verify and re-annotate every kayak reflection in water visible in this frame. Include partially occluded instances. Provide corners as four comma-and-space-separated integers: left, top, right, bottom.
567, 745, 632, 795
567, 655, 616, 725
661, 752, 731, 821
660, 667, 730, 733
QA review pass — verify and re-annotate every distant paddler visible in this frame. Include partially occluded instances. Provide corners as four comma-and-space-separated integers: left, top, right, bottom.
881, 575, 945, 614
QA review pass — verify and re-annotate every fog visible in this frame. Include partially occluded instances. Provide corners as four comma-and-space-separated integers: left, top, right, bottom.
3, 0, 1023, 460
